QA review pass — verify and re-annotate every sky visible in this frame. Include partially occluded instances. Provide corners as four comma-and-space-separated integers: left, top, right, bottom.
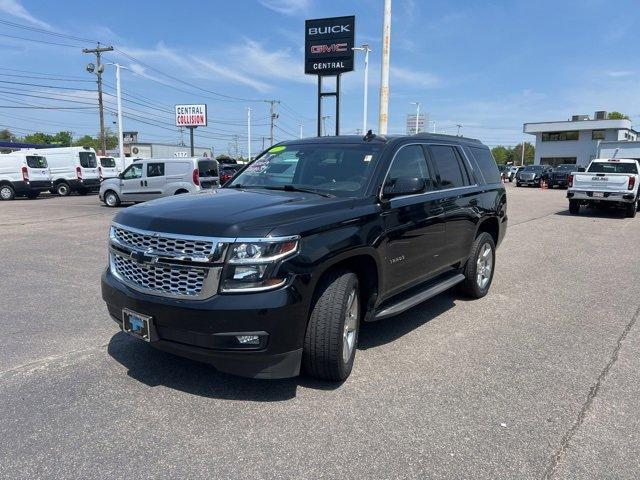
0, 0, 639, 155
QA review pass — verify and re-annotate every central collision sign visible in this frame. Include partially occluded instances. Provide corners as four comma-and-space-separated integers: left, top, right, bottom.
305, 15, 355, 76
175, 104, 207, 127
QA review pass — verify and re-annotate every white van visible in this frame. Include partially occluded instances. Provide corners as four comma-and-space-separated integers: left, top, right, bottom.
99, 157, 219, 207
98, 156, 119, 180
0, 152, 52, 200
21, 146, 100, 196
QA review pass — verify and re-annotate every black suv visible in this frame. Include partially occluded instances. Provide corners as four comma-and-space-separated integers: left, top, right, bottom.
548, 164, 576, 188
101, 133, 507, 381
516, 165, 552, 187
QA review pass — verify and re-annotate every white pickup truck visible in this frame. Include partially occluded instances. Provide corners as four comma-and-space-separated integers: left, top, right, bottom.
567, 158, 640, 217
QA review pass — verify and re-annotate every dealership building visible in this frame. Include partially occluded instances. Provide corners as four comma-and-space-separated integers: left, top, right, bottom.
523, 112, 638, 167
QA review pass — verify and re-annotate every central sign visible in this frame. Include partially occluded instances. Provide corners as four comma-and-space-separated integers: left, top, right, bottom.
305, 15, 355, 76
175, 104, 207, 127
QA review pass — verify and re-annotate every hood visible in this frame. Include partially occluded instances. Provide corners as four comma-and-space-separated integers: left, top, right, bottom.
113, 187, 375, 238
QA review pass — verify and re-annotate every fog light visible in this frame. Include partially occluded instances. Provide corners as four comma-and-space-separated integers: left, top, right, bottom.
236, 335, 261, 345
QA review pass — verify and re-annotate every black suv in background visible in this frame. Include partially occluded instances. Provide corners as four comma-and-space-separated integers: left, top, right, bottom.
516, 164, 552, 187
548, 164, 576, 188
102, 133, 507, 381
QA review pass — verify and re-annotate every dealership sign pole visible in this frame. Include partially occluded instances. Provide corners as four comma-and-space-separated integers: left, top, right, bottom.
305, 15, 355, 136
175, 104, 208, 156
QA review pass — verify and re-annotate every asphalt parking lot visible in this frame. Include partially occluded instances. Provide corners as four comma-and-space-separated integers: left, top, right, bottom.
1, 184, 639, 479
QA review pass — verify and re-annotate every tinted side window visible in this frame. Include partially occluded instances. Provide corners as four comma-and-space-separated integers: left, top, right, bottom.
198, 160, 219, 177
147, 163, 165, 178
429, 145, 469, 189
469, 146, 500, 184
79, 151, 97, 168
26, 156, 47, 168
123, 164, 142, 179
386, 145, 433, 191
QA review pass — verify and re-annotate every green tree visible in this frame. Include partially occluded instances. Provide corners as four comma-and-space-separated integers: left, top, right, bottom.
72, 128, 118, 152
0, 129, 15, 141
491, 146, 509, 165
215, 153, 234, 163
607, 111, 629, 120
512, 142, 535, 165
22, 131, 73, 146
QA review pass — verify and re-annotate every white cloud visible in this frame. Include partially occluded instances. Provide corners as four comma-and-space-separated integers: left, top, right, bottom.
0, 0, 52, 29
258, 0, 311, 15
606, 70, 634, 78
392, 66, 441, 88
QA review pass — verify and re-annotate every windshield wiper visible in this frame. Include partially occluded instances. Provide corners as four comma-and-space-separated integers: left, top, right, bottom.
263, 184, 334, 198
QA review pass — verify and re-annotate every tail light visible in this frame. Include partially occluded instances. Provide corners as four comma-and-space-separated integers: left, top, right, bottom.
76, 166, 82, 180
98, 166, 103, 180
629, 176, 636, 190
21, 166, 29, 182
568, 174, 573, 188
192, 168, 200, 186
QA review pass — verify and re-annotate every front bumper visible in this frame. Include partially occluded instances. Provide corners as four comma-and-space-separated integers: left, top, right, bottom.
567, 190, 636, 203
517, 178, 540, 185
101, 267, 309, 379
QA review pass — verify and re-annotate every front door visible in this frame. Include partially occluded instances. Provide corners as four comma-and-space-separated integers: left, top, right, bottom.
381, 144, 446, 298
119, 163, 144, 202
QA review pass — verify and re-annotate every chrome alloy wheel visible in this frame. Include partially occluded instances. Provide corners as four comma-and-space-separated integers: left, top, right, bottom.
0, 186, 13, 200
476, 243, 494, 289
342, 288, 359, 364
105, 192, 118, 207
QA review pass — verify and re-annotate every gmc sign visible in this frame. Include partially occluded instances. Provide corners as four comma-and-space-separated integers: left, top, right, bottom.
305, 15, 355, 76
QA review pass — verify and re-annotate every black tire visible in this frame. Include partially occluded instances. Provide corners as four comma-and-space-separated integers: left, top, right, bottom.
569, 200, 580, 215
0, 184, 15, 201
459, 232, 496, 299
104, 190, 121, 207
626, 200, 637, 218
55, 182, 70, 197
174, 189, 189, 195
303, 270, 360, 381
516, 182, 521, 187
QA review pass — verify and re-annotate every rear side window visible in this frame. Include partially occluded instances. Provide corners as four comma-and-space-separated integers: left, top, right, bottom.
198, 160, 218, 177
100, 157, 116, 168
79, 151, 97, 168
26, 156, 47, 168
429, 145, 471, 189
469, 146, 501, 184
588, 162, 638, 174
386, 145, 434, 190
146, 163, 165, 177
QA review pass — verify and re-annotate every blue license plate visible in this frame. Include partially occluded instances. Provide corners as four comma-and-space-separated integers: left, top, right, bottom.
122, 309, 152, 341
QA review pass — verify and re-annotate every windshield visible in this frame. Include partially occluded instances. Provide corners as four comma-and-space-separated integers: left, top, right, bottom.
198, 160, 219, 177
26, 155, 47, 168
227, 143, 384, 197
79, 151, 97, 168
523, 165, 544, 171
100, 157, 116, 168
587, 162, 638, 174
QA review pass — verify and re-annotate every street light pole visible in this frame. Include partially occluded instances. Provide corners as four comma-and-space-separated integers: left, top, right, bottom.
378, 0, 392, 134
410, 102, 421, 134
247, 107, 251, 161
115, 64, 124, 164
353, 44, 371, 134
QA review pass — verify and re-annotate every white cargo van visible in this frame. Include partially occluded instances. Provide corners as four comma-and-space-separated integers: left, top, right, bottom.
99, 157, 219, 207
22, 146, 100, 196
0, 152, 52, 200
98, 156, 119, 180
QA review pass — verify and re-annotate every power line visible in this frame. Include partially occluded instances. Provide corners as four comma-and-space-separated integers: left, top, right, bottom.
0, 32, 80, 48
0, 19, 97, 43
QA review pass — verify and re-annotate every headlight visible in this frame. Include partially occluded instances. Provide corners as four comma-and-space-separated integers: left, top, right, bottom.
220, 239, 298, 292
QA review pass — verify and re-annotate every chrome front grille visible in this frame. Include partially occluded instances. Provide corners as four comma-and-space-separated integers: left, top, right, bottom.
109, 223, 226, 300
113, 226, 214, 258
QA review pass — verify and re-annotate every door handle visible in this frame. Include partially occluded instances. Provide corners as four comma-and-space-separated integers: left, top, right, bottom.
429, 207, 444, 216
140, 180, 144, 187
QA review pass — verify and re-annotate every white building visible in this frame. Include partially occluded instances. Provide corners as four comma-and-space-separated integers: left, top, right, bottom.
523, 111, 637, 167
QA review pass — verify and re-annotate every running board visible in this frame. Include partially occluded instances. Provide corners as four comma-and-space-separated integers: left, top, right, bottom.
372, 273, 465, 320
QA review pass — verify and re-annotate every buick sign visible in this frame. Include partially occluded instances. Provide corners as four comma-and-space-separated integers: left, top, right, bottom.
305, 16, 355, 76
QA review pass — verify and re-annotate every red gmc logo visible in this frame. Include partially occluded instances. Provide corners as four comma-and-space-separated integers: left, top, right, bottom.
310, 43, 348, 54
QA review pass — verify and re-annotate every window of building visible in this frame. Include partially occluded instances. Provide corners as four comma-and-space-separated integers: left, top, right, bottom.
541, 131, 579, 141
540, 157, 577, 167
592, 130, 606, 140
429, 145, 471, 189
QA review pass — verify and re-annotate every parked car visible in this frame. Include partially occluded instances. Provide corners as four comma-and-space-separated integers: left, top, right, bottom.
0, 151, 52, 200
515, 165, 553, 187
98, 156, 120, 180
21, 146, 99, 196
219, 164, 241, 184
567, 158, 640, 217
101, 133, 508, 381
548, 164, 576, 189
99, 157, 220, 207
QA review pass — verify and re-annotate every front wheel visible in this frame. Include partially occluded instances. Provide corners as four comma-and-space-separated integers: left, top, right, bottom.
459, 232, 496, 299
303, 270, 359, 381
0, 184, 15, 201
104, 190, 121, 207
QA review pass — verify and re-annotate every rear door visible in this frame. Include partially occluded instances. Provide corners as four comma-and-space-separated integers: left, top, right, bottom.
25, 155, 50, 183
198, 159, 219, 189
119, 163, 144, 202
427, 144, 478, 266
381, 144, 445, 297
78, 151, 99, 180
144, 162, 166, 199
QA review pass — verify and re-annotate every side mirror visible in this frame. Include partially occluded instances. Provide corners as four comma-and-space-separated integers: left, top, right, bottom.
383, 177, 426, 198
118, 172, 124, 179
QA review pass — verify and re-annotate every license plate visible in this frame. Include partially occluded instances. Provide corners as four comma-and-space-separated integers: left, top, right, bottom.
122, 309, 153, 342
593, 192, 605, 198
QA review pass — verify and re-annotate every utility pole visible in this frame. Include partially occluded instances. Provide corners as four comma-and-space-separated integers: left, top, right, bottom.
247, 107, 251, 161
353, 44, 371, 135
299, 123, 303, 139
378, 0, 392, 134
266, 100, 280, 146
83, 43, 114, 155
179, 127, 185, 146
410, 102, 421, 134
520, 136, 526, 166
321, 115, 331, 136
233, 134, 239, 158
261, 136, 265, 151
456, 123, 463, 136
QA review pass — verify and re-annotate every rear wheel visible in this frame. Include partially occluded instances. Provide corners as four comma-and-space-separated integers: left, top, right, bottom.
55, 182, 70, 197
0, 184, 15, 200
303, 270, 359, 381
626, 200, 637, 218
569, 200, 580, 215
104, 190, 121, 207
459, 232, 496, 299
